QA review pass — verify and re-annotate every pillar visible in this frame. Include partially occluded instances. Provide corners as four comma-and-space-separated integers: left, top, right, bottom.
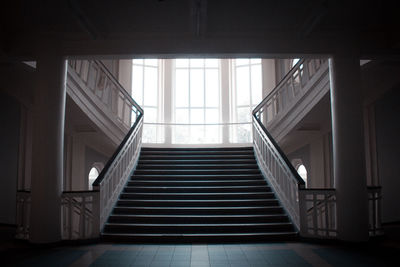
329, 56, 369, 241
30, 55, 67, 243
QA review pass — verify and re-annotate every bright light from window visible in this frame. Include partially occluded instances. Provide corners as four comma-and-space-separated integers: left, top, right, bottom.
297, 164, 307, 183
88, 167, 99, 190
292, 58, 300, 66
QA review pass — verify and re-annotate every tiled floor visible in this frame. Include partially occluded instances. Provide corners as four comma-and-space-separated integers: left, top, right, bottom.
2, 241, 399, 267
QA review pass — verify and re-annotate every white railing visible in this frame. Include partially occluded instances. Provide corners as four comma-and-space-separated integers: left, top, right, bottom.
16, 191, 31, 239
255, 58, 328, 127
252, 117, 305, 229
368, 186, 383, 236
93, 115, 143, 230
61, 191, 100, 240
68, 58, 144, 237
299, 189, 337, 238
68, 60, 135, 131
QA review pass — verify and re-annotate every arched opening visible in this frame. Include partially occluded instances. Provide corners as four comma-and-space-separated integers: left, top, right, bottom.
88, 167, 99, 190
297, 164, 308, 186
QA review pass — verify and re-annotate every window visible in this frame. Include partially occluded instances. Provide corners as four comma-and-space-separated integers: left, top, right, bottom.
173, 59, 221, 144
231, 58, 262, 143
131, 59, 163, 143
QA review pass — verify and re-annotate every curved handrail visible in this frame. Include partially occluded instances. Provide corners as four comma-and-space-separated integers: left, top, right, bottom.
252, 114, 305, 187
95, 60, 143, 115
253, 59, 306, 114
92, 112, 143, 187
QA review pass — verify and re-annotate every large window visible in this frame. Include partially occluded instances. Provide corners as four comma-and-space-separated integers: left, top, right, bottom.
231, 58, 262, 143
130, 58, 264, 145
173, 59, 221, 144
131, 59, 163, 143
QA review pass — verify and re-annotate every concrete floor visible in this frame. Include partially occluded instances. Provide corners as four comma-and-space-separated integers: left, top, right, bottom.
1, 225, 400, 266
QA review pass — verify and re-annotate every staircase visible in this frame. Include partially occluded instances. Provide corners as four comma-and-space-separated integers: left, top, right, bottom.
102, 147, 297, 242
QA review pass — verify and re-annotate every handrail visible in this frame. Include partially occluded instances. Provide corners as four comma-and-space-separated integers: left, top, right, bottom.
253, 59, 306, 114
93, 113, 143, 187
252, 115, 305, 186
95, 60, 143, 115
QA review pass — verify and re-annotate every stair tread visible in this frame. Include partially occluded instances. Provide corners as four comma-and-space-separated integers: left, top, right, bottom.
110, 214, 286, 218
114, 206, 281, 210
105, 222, 292, 227
102, 232, 297, 239
118, 199, 276, 203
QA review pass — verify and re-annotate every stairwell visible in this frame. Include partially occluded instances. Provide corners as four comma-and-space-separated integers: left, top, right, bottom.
102, 147, 297, 242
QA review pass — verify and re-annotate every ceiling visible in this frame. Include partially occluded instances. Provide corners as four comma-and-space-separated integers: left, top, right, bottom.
1, 0, 400, 59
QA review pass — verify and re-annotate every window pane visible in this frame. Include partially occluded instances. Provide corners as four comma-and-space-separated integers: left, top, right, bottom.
205, 69, 219, 108
175, 69, 189, 107
173, 125, 190, 144
176, 59, 189, 68
190, 125, 205, 143
144, 107, 157, 123
144, 67, 158, 106
251, 58, 261, 64
132, 59, 143, 65
145, 59, 158, 66
237, 107, 251, 123
251, 64, 262, 105
191, 109, 204, 124
175, 108, 189, 123
131, 65, 143, 105
142, 124, 157, 143
236, 66, 250, 105
236, 58, 249, 66
190, 58, 204, 68
205, 59, 219, 68
204, 125, 220, 143
190, 69, 204, 107
205, 109, 219, 124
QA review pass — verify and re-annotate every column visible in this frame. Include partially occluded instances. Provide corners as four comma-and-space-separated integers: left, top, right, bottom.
163, 59, 173, 145
220, 59, 230, 143
329, 56, 369, 241
30, 55, 67, 243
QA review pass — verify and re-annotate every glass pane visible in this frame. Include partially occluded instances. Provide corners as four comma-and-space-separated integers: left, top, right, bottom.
190, 69, 204, 107
251, 64, 262, 105
144, 67, 158, 106
175, 108, 189, 123
173, 125, 190, 144
251, 58, 261, 64
236, 66, 250, 105
237, 107, 251, 123
142, 124, 157, 143
191, 109, 204, 124
175, 59, 189, 68
145, 59, 158, 66
132, 59, 143, 65
190, 58, 204, 68
175, 69, 189, 107
205, 69, 219, 108
190, 125, 205, 143
205, 58, 219, 68
205, 108, 219, 124
131, 65, 143, 105
204, 125, 220, 143
235, 58, 249, 66
144, 107, 157, 123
